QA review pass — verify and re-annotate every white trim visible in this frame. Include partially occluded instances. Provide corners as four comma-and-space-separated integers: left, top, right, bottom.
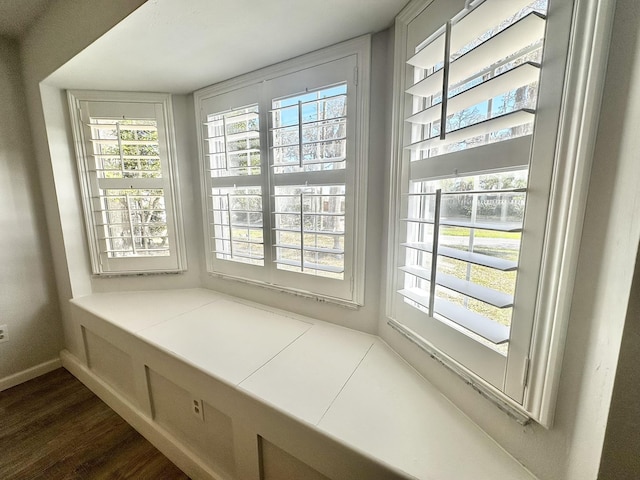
61, 350, 224, 480
206, 271, 361, 310
0, 358, 62, 392
387, 318, 531, 424
526, 0, 617, 427
194, 36, 372, 102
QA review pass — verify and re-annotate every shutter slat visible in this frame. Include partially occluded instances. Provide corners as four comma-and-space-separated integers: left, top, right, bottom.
275, 258, 344, 273
90, 139, 158, 146
448, 12, 545, 88
274, 227, 344, 236
407, 62, 540, 125
89, 123, 157, 131
213, 250, 264, 261
400, 266, 514, 308
406, 69, 444, 99
406, 108, 534, 151
211, 238, 264, 246
398, 288, 510, 344
401, 242, 518, 271
402, 217, 522, 232
274, 211, 344, 217
205, 129, 260, 142
407, 30, 445, 70
409, 135, 532, 180
269, 93, 347, 112
205, 111, 258, 125
275, 243, 344, 255
450, 0, 538, 56
97, 177, 164, 190
271, 117, 347, 131
206, 148, 260, 157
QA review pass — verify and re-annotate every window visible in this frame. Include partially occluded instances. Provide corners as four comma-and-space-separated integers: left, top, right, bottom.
387, 0, 587, 425
195, 38, 369, 305
68, 91, 186, 275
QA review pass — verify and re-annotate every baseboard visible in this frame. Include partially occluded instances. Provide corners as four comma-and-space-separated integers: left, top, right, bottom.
0, 358, 62, 392
60, 350, 227, 480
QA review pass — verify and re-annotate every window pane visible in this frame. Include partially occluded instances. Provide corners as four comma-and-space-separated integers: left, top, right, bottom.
210, 186, 264, 266
99, 188, 169, 258
206, 105, 261, 177
272, 84, 347, 174
402, 170, 526, 351
89, 119, 161, 179
274, 185, 345, 279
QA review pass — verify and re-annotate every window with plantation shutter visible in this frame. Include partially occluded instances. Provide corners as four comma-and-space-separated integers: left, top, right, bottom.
68, 92, 186, 275
204, 102, 265, 268
388, 0, 575, 415
196, 39, 369, 305
271, 85, 347, 281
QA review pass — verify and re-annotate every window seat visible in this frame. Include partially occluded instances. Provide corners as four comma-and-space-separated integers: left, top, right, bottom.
66, 288, 535, 480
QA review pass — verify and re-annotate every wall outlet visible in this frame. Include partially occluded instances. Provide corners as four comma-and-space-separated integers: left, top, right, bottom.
192, 398, 204, 421
0, 325, 7, 344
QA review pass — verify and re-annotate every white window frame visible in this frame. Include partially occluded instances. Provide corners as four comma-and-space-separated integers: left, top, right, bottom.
68, 91, 187, 275
194, 36, 370, 307
386, 0, 615, 427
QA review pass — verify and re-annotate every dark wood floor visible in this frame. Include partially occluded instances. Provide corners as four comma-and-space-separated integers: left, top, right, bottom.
0, 368, 189, 479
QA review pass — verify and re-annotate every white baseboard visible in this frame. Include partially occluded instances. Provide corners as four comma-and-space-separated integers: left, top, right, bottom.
60, 350, 226, 480
0, 358, 62, 392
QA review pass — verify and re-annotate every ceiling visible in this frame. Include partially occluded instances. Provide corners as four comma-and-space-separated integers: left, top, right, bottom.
46, 0, 407, 94
0, 0, 50, 38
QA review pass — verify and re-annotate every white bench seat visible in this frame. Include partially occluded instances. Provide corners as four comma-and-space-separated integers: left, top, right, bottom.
68, 288, 535, 480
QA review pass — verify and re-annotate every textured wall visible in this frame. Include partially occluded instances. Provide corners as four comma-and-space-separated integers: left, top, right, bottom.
0, 37, 62, 383
599, 245, 640, 479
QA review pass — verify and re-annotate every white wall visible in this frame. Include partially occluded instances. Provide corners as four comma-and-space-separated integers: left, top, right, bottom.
19, 0, 148, 345
379, 1, 640, 479
599, 241, 640, 479
0, 37, 62, 385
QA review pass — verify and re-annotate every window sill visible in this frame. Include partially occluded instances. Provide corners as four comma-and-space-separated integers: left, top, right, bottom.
69, 288, 536, 479
207, 270, 363, 309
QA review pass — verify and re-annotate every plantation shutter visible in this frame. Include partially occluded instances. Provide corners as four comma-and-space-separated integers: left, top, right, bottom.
197, 51, 362, 303
396, 0, 548, 387
73, 97, 184, 274
265, 55, 357, 300
200, 84, 269, 282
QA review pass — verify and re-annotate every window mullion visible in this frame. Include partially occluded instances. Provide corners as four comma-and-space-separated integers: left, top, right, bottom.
261, 86, 276, 279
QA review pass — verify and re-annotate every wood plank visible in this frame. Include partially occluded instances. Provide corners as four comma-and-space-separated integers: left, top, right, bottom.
0, 368, 188, 480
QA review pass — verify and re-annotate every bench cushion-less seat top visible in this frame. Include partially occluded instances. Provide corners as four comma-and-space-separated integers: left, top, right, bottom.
71, 288, 535, 480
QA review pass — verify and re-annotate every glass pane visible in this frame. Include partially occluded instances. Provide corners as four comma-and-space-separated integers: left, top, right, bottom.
274, 185, 345, 279
89, 119, 161, 179
402, 169, 527, 351
272, 84, 347, 174
206, 105, 261, 177
210, 186, 264, 266
99, 188, 169, 258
